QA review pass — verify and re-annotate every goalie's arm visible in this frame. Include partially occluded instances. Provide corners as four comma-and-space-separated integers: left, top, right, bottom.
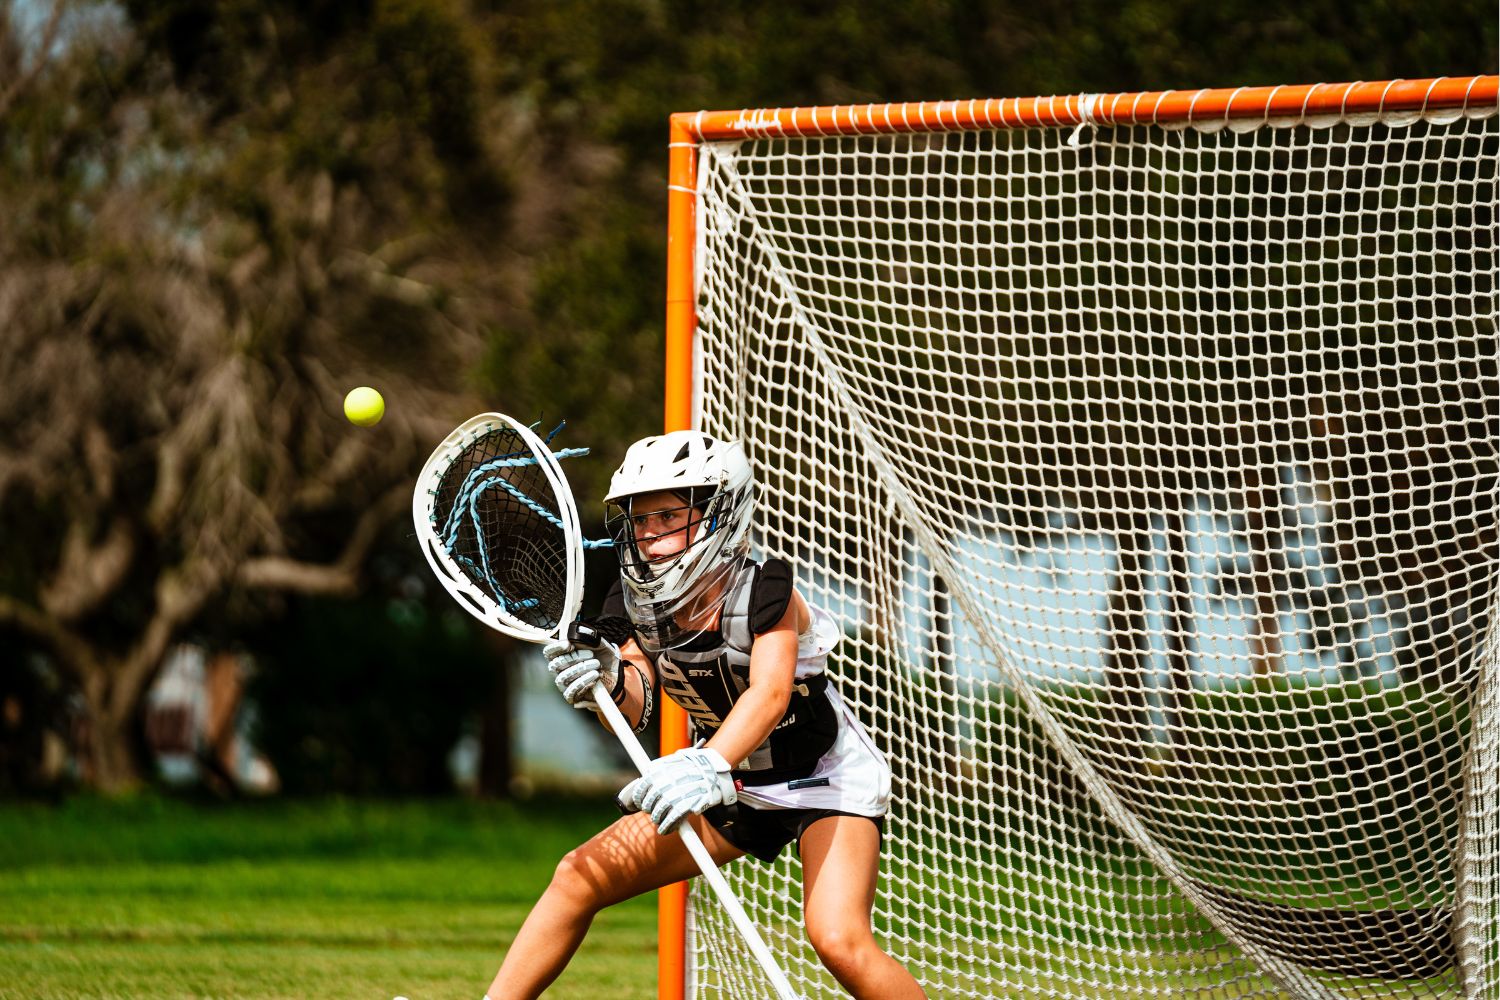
697, 589, 808, 767
599, 634, 657, 733
615, 590, 806, 836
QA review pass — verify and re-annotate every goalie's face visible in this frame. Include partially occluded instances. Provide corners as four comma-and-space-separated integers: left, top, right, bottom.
626, 491, 702, 564
603, 435, 754, 647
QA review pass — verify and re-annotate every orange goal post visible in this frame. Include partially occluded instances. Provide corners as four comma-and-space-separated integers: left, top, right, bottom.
661, 76, 1499, 1000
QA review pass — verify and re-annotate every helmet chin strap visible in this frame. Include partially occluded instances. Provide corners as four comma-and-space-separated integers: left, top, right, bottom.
639, 548, 682, 583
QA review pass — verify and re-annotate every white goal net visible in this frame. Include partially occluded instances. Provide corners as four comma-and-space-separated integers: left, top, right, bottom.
682, 83, 1500, 999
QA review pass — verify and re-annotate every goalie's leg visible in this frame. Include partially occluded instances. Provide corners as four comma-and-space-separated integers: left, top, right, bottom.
487, 810, 743, 1000
801, 814, 927, 999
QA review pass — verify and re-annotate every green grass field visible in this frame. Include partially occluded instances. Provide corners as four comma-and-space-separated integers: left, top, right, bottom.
0, 792, 1463, 1000
0, 795, 657, 1000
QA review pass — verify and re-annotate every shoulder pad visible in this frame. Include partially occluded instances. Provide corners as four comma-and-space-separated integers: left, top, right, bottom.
602, 577, 626, 618
751, 559, 794, 635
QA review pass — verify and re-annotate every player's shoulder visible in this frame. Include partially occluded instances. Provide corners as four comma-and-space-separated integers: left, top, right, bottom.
750, 557, 796, 635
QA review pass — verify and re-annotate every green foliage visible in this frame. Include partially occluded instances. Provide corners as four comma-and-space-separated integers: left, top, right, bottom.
247, 597, 498, 795
477, 199, 667, 506
119, 0, 506, 243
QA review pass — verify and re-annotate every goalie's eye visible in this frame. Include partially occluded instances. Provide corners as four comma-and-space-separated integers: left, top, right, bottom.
633, 508, 688, 534
629, 502, 708, 546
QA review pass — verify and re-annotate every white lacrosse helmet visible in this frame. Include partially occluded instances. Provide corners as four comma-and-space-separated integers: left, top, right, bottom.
604, 431, 754, 635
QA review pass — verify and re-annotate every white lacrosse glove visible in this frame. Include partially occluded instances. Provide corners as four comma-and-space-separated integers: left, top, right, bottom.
618, 747, 738, 835
544, 638, 621, 713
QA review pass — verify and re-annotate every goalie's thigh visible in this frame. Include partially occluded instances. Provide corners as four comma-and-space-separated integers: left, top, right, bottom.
550, 810, 744, 911
801, 814, 882, 944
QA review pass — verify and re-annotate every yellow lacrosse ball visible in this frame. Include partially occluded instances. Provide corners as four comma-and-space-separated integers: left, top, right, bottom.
343, 386, 385, 427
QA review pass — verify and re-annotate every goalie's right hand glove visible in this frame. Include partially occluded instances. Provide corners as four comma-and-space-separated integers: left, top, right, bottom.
617, 747, 738, 835
544, 638, 621, 713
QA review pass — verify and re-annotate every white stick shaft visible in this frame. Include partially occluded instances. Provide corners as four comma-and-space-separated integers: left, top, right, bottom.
592, 685, 800, 1000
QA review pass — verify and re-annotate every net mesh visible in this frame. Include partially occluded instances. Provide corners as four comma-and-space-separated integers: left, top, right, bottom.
427, 425, 571, 632
687, 106, 1500, 998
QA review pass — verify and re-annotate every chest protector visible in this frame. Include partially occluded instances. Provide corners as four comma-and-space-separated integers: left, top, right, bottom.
623, 559, 839, 785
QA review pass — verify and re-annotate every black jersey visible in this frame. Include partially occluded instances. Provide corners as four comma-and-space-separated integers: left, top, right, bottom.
606, 558, 840, 784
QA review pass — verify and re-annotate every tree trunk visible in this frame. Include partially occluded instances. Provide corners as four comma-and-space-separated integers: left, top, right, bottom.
81, 698, 147, 794
474, 630, 520, 797
71, 660, 162, 795
477, 660, 514, 799
929, 571, 960, 794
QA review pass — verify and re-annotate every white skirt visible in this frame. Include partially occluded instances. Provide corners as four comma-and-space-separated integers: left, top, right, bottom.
734, 684, 892, 818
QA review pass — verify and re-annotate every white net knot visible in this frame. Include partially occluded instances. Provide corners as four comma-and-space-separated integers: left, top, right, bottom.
1067, 93, 1101, 147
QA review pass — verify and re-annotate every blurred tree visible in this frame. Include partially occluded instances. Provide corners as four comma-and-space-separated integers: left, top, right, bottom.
247, 593, 495, 796
0, 0, 1492, 795
0, 1, 513, 791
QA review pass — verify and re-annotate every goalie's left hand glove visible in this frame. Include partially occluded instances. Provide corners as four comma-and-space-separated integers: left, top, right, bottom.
618, 747, 738, 835
544, 638, 621, 714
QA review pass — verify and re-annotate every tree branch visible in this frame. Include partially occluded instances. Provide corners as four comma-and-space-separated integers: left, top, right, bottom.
236, 482, 408, 596
0, 593, 101, 683
110, 558, 223, 720
40, 516, 136, 622
0, 0, 65, 120
112, 482, 408, 721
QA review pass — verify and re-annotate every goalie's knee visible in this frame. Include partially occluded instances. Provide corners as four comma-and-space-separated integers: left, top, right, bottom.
545, 851, 614, 915
808, 922, 879, 981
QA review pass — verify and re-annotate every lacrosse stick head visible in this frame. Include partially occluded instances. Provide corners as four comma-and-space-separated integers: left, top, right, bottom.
412, 413, 585, 643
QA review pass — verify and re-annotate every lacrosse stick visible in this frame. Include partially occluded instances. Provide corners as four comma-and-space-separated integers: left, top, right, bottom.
412, 412, 799, 1000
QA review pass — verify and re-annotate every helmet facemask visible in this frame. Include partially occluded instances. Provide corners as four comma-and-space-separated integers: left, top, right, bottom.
606, 484, 753, 651
606, 490, 694, 581
603, 431, 756, 650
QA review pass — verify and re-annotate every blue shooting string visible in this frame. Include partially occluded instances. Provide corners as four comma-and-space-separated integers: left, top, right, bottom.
466, 470, 611, 608
439, 423, 564, 539
467, 478, 539, 613
440, 448, 590, 549
435, 425, 614, 615
435, 421, 569, 543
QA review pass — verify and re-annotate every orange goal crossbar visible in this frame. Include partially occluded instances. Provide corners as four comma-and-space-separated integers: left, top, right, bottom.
674, 75, 1496, 143
655, 74, 1497, 1000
